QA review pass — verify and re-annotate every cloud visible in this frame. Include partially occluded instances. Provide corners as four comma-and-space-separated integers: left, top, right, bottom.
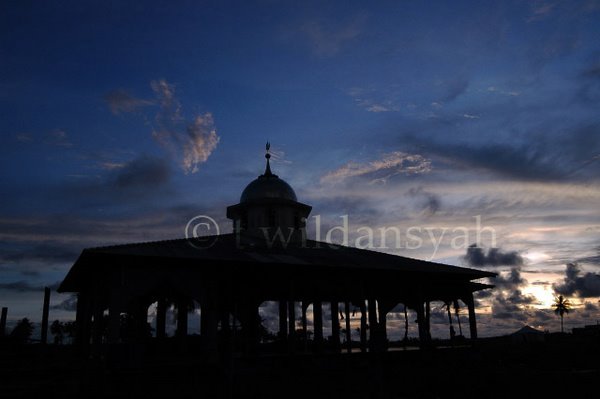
150, 79, 219, 174
104, 89, 153, 115
181, 114, 220, 174
0, 241, 80, 264
492, 268, 527, 290
320, 151, 432, 185
114, 155, 170, 189
406, 186, 440, 216
464, 244, 524, 267
553, 262, 600, 297
47, 129, 72, 147
0, 280, 60, 292
301, 15, 364, 57
438, 77, 469, 102
51, 294, 77, 311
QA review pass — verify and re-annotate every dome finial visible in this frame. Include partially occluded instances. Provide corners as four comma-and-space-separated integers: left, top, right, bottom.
264, 141, 273, 176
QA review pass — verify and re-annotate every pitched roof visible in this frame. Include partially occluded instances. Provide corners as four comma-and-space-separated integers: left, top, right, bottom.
59, 233, 495, 292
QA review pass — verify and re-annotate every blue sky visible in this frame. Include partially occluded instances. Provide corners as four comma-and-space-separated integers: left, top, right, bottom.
1, 0, 600, 337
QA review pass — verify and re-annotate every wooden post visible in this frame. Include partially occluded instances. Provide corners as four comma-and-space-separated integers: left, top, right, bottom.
465, 294, 478, 340
360, 301, 367, 352
415, 302, 427, 347
91, 296, 104, 357
344, 301, 351, 353
425, 301, 431, 341
108, 291, 121, 344
41, 287, 50, 344
278, 300, 287, 341
301, 301, 308, 352
368, 299, 378, 352
176, 299, 188, 338
0, 307, 7, 337
377, 303, 387, 348
331, 301, 340, 352
313, 300, 323, 350
288, 300, 296, 352
156, 299, 166, 339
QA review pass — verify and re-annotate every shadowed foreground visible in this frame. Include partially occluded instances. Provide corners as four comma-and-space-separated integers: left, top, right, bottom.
1, 336, 598, 398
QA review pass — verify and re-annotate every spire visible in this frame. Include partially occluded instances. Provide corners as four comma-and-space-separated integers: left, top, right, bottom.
264, 141, 274, 177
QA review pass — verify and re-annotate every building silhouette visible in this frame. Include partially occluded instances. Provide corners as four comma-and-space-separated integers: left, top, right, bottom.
58, 144, 494, 358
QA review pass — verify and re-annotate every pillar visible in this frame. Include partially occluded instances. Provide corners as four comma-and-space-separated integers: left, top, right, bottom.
415, 302, 427, 346
278, 300, 287, 340
108, 291, 121, 344
465, 294, 478, 340
368, 299, 378, 352
301, 301, 308, 352
201, 300, 218, 356
176, 299, 188, 338
91, 296, 104, 356
359, 301, 367, 352
377, 303, 388, 347
41, 287, 50, 344
344, 301, 351, 353
156, 299, 167, 339
0, 307, 8, 337
288, 300, 296, 352
76, 292, 92, 350
425, 301, 431, 341
313, 300, 323, 349
330, 301, 340, 352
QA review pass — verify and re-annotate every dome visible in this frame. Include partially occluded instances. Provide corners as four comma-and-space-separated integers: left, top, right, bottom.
240, 175, 297, 203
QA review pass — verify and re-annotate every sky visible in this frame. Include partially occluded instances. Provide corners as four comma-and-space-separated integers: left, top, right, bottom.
1, 0, 600, 338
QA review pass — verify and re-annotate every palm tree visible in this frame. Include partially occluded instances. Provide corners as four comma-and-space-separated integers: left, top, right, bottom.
553, 295, 572, 333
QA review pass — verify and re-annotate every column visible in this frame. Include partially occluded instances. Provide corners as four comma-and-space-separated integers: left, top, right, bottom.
41, 287, 50, 344
156, 299, 167, 339
359, 301, 367, 352
288, 300, 296, 352
377, 304, 388, 348
415, 302, 427, 347
368, 299, 378, 352
301, 301, 308, 352
344, 301, 351, 353
330, 301, 340, 352
0, 307, 7, 337
465, 294, 478, 340
313, 300, 323, 350
176, 299, 188, 338
424, 301, 431, 341
278, 300, 287, 341
108, 290, 121, 344
91, 295, 104, 357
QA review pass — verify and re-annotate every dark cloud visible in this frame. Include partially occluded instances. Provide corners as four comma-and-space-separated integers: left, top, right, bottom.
406, 187, 440, 216
57, 154, 173, 208
506, 289, 537, 305
114, 155, 170, 189
0, 241, 80, 264
491, 294, 528, 321
491, 268, 527, 290
0, 280, 60, 292
51, 294, 78, 311
464, 244, 524, 267
438, 77, 469, 103
103, 89, 153, 115
553, 262, 600, 298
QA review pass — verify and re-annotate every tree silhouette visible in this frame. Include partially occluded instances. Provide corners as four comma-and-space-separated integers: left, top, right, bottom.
50, 320, 64, 344
552, 295, 572, 333
10, 318, 34, 343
